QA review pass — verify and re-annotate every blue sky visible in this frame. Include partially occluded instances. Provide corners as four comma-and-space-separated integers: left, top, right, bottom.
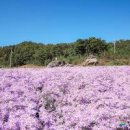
0, 0, 130, 46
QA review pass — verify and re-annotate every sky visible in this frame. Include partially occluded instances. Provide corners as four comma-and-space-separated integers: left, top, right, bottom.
0, 0, 130, 46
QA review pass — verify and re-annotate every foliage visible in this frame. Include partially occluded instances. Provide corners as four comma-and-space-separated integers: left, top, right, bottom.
0, 38, 130, 67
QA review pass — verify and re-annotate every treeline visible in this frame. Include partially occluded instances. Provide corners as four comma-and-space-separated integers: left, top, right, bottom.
0, 37, 130, 67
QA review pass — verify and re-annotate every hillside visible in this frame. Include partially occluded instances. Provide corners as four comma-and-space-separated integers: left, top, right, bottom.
0, 38, 130, 67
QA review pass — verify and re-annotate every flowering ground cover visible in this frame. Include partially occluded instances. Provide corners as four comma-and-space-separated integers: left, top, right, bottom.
0, 67, 130, 130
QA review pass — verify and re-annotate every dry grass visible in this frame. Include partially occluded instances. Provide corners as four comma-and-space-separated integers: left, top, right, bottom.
19, 64, 44, 68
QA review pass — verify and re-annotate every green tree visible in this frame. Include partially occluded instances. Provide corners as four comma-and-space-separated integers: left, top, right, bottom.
74, 39, 86, 56
87, 37, 108, 55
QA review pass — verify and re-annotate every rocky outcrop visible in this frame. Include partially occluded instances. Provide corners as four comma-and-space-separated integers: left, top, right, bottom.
64, 64, 74, 67
47, 60, 66, 68
47, 60, 74, 68
82, 55, 98, 66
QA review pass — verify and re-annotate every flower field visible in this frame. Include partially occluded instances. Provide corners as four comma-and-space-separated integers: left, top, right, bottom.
0, 67, 130, 130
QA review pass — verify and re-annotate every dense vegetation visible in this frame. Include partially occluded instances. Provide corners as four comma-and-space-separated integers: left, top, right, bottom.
0, 37, 130, 67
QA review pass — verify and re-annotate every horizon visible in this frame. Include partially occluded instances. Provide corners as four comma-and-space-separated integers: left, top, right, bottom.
0, 0, 130, 46
0, 37, 130, 47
